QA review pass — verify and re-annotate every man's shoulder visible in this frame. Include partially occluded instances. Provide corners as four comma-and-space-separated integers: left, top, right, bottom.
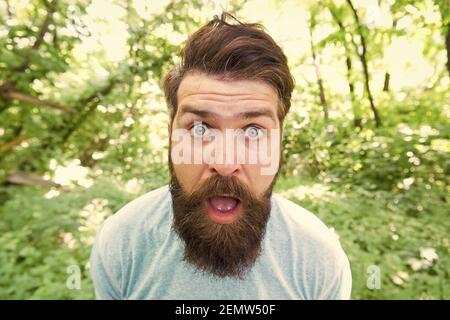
89, 185, 172, 299
270, 194, 352, 299
99, 184, 172, 242
270, 193, 349, 271
271, 193, 340, 247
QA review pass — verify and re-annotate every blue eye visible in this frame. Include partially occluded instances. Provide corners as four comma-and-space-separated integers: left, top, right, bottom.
244, 126, 265, 140
191, 122, 209, 138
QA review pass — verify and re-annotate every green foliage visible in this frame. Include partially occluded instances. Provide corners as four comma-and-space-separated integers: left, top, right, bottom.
274, 177, 450, 299
0, 176, 154, 299
282, 89, 449, 191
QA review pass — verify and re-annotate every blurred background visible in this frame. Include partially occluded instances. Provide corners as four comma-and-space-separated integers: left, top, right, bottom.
0, 0, 448, 299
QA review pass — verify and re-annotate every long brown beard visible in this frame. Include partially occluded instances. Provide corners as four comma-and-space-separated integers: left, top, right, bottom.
169, 167, 276, 279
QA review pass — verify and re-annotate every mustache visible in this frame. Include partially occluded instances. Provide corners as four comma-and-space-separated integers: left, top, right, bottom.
183, 175, 256, 204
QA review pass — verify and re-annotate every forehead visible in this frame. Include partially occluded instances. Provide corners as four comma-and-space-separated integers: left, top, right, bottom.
177, 72, 279, 115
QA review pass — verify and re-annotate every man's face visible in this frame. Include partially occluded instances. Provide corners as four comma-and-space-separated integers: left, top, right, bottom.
168, 72, 282, 278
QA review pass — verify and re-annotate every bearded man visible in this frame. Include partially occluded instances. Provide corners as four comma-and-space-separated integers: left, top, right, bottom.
90, 13, 352, 300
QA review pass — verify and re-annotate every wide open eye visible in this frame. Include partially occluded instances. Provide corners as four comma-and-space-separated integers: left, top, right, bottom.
244, 125, 265, 140
191, 122, 210, 138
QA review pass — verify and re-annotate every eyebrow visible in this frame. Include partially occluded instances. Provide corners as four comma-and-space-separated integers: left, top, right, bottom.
179, 105, 277, 124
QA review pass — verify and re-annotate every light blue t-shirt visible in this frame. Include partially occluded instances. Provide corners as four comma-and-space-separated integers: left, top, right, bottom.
89, 185, 352, 299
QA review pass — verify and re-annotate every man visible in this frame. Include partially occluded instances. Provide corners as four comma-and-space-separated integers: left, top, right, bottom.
90, 13, 352, 300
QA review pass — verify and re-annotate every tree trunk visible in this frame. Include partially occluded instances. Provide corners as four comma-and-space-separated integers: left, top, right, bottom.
446, 23, 450, 76
328, 5, 362, 128
346, 0, 382, 128
308, 16, 329, 121
383, 72, 390, 92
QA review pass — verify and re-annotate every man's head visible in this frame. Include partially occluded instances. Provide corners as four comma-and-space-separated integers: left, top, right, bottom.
164, 13, 294, 278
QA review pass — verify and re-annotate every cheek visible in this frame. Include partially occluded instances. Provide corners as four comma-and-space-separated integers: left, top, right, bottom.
172, 162, 204, 193
243, 165, 276, 194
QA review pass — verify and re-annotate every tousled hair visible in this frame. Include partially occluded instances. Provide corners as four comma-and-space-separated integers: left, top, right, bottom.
163, 12, 295, 124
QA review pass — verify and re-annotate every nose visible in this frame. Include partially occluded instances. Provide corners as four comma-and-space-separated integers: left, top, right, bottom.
206, 143, 242, 175
203, 128, 243, 177
209, 162, 240, 177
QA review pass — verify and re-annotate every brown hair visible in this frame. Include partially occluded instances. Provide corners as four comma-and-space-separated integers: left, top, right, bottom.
163, 12, 295, 124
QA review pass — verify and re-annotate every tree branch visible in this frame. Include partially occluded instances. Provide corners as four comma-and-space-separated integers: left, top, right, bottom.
1, 88, 73, 113
0, 135, 31, 153
61, 80, 117, 144
12, 0, 57, 73
5, 0, 12, 19
7, 171, 60, 188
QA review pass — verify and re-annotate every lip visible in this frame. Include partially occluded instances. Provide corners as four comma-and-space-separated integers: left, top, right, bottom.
204, 197, 241, 224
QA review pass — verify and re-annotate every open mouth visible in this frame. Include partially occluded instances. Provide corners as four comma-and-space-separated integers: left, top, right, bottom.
204, 196, 241, 224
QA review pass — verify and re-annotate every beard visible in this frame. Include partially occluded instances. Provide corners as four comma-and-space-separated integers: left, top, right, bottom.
169, 161, 278, 279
